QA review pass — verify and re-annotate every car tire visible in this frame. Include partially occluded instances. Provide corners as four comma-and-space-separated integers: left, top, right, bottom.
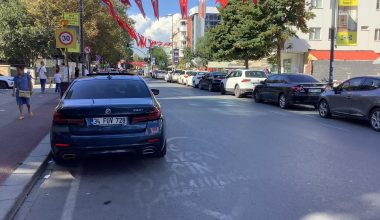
199, 83, 203, 90
192, 81, 196, 88
0, 81, 7, 89
370, 108, 380, 132
208, 84, 213, 92
318, 99, 331, 118
254, 91, 262, 103
220, 84, 226, 95
151, 141, 167, 158
234, 85, 242, 98
278, 94, 289, 109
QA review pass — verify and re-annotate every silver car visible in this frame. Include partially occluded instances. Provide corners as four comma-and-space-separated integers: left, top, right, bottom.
318, 76, 380, 131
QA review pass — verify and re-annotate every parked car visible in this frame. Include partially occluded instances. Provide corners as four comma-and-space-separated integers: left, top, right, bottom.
318, 76, 380, 131
171, 70, 183, 83
199, 72, 227, 92
191, 71, 208, 88
177, 71, 187, 84
186, 72, 198, 87
155, 70, 166, 79
221, 70, 267, 98
0, 74, 14, 89
180, 70, 193, 85
253, 74, 326, 109
50, 74, 166, 164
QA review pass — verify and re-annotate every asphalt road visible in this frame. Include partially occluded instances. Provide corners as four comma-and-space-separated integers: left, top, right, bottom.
0, 88, 58, 182
15, 79, 380, 220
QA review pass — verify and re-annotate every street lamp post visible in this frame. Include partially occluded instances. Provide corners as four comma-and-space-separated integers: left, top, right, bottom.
80, 0, 85, 75
167, 14, 174, 71
329, 0, 337, 86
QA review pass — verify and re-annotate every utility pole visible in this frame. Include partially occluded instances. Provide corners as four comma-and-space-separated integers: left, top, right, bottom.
329, 0, 337, 86
167, 14, 174, 71
80, 0, 85, 75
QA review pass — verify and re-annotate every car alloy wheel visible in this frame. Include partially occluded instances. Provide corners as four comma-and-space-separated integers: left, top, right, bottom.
199, 83, 203, 90
221, 84, 226, 95
318, 100, 331, 118
278, 94, 288, 109
234, 85, 242, 98
208, 84, 213, 92
254, 91, 262, 103
0, 81, 7, 89
370, 108, 380, 131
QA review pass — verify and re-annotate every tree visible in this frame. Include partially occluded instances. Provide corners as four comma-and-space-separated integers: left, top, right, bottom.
259, 0, 314, 73
0, 0, 49, 66
208, 0, 272, 69
195, 34, 213, 67
151, 47, 168, 69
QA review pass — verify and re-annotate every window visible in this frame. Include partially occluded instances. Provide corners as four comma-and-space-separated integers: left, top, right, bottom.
245, 71, 267, 78
266, 75, 277, 83
377, 0, 380, 10
361, 78, 380, 91
287, 75, 319, 83
309, 28, 321, 40
311, 0, 323, 8
283, 59, 292, 73
375, 29, 380, 41
341, 78, 365, 91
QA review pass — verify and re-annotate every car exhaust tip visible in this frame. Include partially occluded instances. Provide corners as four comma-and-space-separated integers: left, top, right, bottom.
62, 154, 76, 159
142, 148, 155, 155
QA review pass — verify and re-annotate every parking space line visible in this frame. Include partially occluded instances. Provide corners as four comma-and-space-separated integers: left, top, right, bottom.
60, 166, 82, 220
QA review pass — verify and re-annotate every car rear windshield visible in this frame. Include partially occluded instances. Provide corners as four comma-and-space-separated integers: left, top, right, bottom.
245, 71, 266, 78
65, 79, 151, 99
287, 75, 319, 83
213, 73, 226, 79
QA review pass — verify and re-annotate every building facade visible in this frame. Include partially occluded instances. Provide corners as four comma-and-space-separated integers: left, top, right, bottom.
172, 19, 188, 58
282, 0, 380, 81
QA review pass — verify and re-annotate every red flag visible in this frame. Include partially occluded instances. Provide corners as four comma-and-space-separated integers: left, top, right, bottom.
120, 0, 131, 6
215, 0, 228, 8
253, 0, 258, 5
151, 0, 159, 20
179, 0, 189, 18
134, 0, 146, 18
199, 0, 206, 19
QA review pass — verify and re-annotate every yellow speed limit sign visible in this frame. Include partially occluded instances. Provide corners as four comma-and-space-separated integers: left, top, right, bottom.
55, 28, 77, 49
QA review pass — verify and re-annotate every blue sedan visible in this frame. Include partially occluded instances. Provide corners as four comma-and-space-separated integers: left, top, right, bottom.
50, 74, 166, 164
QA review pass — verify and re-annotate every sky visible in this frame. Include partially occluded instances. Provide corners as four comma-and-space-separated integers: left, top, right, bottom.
126, 0, 218, 57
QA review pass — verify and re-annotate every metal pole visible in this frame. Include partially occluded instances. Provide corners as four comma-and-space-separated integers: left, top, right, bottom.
329, 0, 337, 86
80, 0, 85, 75
171, 15, 174, 71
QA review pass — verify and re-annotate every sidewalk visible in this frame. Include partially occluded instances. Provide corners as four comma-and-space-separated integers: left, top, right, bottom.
0, 88, 58, 183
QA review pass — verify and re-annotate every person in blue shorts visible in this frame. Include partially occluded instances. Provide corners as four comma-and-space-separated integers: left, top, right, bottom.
12, 66, 33, 120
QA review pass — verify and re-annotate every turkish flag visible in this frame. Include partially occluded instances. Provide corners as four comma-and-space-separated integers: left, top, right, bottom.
151, 0, 159, 20
134, 0, 146, 18
253, 0, 258, 5
215, 0, 228, 8
199, 0, 206, 19
179, 0, 189, 18
120, 0, 131, 6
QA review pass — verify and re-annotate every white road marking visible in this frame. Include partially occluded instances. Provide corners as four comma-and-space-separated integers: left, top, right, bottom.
60, 166, 82, 220
319, 122, 350, 132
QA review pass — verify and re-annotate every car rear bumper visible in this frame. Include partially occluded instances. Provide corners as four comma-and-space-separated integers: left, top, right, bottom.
240, 89, 253, 94
51, 124, 165, 158
289, 94, 320, 105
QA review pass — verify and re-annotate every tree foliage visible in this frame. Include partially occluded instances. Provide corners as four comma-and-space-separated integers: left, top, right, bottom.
0, 0, 133, 65
195, 34, 213, 67
151, 47, 168, 69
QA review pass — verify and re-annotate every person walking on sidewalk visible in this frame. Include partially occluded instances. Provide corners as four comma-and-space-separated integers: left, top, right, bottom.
12, 66, 33, 120
37, 61, 47, 93
54, 66, 62, 93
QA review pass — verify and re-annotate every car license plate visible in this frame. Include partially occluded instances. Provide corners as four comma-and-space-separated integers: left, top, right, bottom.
91, 117, 127, 126
309, 89, 321, 93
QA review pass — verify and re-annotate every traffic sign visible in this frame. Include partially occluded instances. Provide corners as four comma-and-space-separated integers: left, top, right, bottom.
60, 19, 69, 28
84, 46, 91, 54
55, 29, 77, 49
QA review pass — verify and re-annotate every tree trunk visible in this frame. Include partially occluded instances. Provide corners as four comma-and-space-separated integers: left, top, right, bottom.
244, 57, 249, 69
277, 41, 282, 74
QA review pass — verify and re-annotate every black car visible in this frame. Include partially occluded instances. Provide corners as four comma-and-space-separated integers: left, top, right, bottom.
50, 74, 166, 164
199, 72, 227, 92
253, 74, 326, 109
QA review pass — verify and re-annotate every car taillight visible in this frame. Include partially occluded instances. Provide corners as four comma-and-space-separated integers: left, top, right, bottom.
291, 86, 305, 92
241, 79, 251, 83
131, 108, 161, 124
53, 112, 85, 125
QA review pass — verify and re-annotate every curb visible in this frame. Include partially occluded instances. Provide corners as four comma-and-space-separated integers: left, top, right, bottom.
0, 134, 51, 220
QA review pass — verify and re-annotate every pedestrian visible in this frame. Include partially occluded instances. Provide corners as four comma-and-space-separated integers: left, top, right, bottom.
75, 67, 79, 79
54, 67, 62, 93
83, 66, 89, 76
12, 65, 33, 120
37, 61, 48, 93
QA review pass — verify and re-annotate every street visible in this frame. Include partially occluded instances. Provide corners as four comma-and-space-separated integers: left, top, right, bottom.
15, 79, 380, 220
0, 88, 58, 182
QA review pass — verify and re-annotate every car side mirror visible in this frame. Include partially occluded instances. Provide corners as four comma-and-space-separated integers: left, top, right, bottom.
151, 89, 159, 95
333, 87, 341, 94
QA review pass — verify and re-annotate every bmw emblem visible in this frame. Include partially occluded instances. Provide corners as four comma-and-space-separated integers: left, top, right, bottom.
105, 108, 112, 115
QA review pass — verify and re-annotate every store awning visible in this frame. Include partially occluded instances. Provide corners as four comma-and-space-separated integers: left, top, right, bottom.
309, 50, 380, 61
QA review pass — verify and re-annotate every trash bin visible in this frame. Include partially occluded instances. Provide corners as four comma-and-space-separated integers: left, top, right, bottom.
60, 82, 71, 98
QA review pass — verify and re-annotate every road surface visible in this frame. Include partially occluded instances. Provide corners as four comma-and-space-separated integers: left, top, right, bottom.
15, 79, 380, 220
